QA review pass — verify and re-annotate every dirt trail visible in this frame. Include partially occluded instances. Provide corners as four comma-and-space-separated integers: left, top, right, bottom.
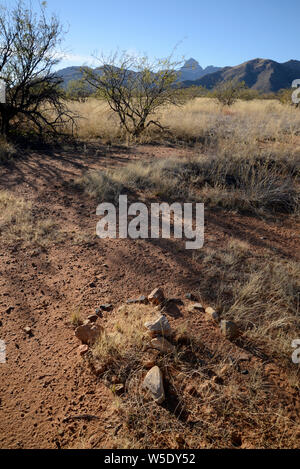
0, 144, 299, 448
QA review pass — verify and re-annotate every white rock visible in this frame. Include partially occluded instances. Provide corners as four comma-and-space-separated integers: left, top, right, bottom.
143, 366, 165, 404
144, 315, 171, 337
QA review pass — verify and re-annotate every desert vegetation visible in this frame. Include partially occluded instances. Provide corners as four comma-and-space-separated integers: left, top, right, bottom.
0, 0, 299, 452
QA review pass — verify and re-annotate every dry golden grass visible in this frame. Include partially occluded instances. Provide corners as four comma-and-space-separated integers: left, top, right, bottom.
0, 190, 59, 247
193, 238, 300, 361
92, 303, 157, 372
70, 310, 83, 327
77, 151, 299, 214
89, 298, 300, 449
67, 97, 300, 150
74, 98, 299, 214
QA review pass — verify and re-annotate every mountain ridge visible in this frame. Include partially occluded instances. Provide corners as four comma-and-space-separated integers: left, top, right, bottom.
181, 58, 300, 92
56, 57, 300, 93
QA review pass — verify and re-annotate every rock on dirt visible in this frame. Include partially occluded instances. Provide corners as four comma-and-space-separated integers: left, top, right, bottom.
151, 337, 175, 354
143, 366, 165, 404
144, 315, 171, 337
78, 344, 89, 357
220, 320, 239, 340
75, 323, 102, 345
148, 288, 165, 305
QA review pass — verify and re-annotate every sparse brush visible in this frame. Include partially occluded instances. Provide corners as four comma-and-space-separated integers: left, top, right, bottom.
76, 170, 125, 203
0, 190, 59, 246
65, 97, 300, 148
77, 152, 299, 214
194, 239, 300, 358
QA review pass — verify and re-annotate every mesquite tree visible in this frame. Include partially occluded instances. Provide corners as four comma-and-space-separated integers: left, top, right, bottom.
0, 1, 74, 137
213, 79, 246, 107
83, 52, 183, 138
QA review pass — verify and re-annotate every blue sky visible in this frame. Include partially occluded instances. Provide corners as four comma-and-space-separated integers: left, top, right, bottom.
33, 0, 300, 69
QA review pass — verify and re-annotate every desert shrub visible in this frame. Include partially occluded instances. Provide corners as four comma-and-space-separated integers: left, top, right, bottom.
212, 79, 246, 106
83, 51, 183, 138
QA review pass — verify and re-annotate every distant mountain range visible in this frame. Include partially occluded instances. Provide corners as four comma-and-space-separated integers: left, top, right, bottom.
182, 58, 300, 93
56, 58, 300, 94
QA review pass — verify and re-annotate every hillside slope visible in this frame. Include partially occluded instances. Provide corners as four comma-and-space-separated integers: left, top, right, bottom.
183, 58, 300, 92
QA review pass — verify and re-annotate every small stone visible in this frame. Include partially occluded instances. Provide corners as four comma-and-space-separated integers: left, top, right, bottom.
87, 314, 98, 323
100, 304, 113, 312
175, 434, 185, 446
89, 281, 96, 288
5, 306, 14, 314
144, 315, 171, 337
148, 288, 165, 305
75, 323, 102, 345
205, 307, 220, 323
151, 337, 175, 354
24, 326, 32, 335
95, 308, 102, 317
142, 366, 165, 404
220, 320, 239, 340
78, 344, 89, 357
